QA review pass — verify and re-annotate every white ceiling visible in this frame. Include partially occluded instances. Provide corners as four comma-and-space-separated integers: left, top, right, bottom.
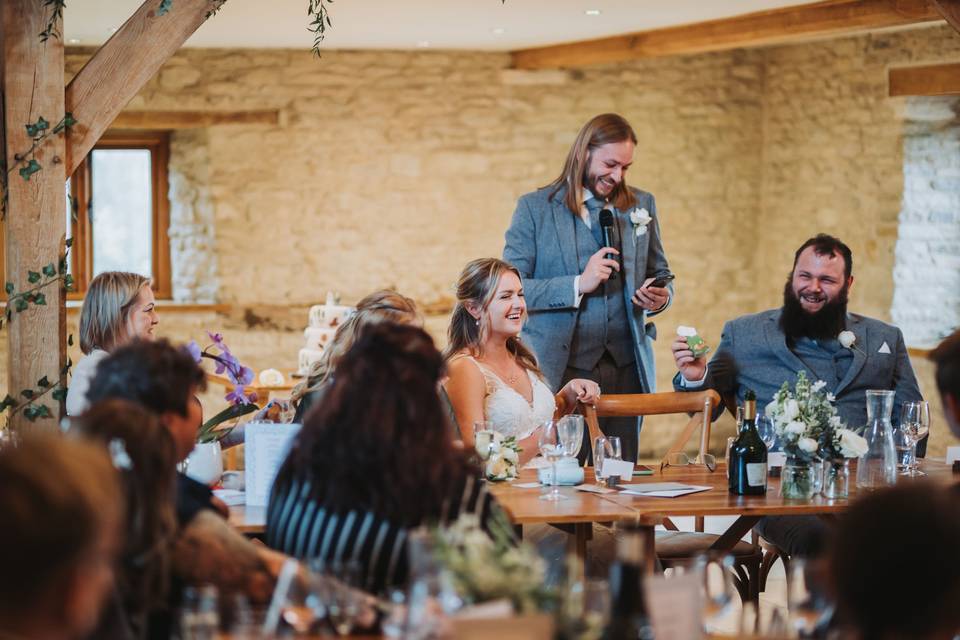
64, 0, 815, 51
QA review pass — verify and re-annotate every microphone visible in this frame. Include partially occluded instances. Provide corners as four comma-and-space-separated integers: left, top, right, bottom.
599, 208, 620, 281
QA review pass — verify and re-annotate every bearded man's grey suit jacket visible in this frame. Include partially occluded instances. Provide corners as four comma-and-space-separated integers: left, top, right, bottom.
674, 309, 922, 434
503, 185, 672, 393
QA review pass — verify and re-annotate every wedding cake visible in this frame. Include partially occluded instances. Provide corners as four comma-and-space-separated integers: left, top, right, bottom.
297, 293, 354, 376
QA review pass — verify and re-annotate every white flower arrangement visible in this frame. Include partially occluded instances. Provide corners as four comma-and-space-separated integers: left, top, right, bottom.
474, 430, 521, 481
432, 513, 554, 613
765, 371, 859, 463
628, 207, 652, 237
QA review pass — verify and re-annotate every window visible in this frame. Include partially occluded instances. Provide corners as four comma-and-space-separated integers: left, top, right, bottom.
67, 131, 172, 298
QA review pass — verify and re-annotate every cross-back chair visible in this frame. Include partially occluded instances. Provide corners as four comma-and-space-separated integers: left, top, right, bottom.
577, 390, 763, 604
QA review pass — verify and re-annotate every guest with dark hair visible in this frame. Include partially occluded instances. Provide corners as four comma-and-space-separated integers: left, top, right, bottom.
267, 322, 505, 594
86, 338, 285, 617
929, 328, 960, 439
0, 432, 123, 640
72, 400, 179, 639
829, 483, 960, 639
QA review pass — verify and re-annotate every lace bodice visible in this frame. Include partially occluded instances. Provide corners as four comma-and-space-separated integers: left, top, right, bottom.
462, 356, 556, 441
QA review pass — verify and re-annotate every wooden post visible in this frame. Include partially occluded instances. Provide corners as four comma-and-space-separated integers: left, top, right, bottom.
1, 0, 67, 430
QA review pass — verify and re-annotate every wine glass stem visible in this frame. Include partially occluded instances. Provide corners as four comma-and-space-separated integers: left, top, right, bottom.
552, 460, 559, 498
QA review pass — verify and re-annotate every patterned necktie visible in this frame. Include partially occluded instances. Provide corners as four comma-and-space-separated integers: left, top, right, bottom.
584, 196, 605, 245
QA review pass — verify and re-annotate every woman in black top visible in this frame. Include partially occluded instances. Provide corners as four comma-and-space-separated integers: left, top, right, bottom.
267, 323, 501, 594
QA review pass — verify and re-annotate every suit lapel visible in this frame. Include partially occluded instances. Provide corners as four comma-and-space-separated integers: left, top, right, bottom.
766, 312, 816, 379
613, 205, 637, 296
834, 315, 867, 395
551, 197, 578, 276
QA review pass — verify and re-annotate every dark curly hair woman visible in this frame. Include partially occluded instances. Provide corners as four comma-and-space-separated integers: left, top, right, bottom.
266, 322, 505, 594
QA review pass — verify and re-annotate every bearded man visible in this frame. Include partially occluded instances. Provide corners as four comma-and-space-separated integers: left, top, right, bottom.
504, 113, 673, 462
672, 233, 923, 556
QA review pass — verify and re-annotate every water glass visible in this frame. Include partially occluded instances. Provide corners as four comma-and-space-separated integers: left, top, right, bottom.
539, 420, 568, 501
593, 435, 621, 485
557, 414, 585, 459
264, 559, 327, 636
473, 421, 493, 457
756, 413, 777, 450
180, 585, 219, 640
898, 401, 930, 476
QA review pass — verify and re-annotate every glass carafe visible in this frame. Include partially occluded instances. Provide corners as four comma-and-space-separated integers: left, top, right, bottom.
855, 390, 897, 490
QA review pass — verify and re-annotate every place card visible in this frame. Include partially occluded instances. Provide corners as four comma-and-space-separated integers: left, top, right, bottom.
245, 421, 301, 507
947, 446, 960, 465
599, 458, 634, 480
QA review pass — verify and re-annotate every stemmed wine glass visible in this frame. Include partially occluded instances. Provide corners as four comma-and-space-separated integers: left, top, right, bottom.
539, 420, 569, 501
756, 413, 777, 451
898, 401, 930, 476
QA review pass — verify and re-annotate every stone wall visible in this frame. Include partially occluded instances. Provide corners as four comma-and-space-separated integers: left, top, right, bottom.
28, 23, 959, 456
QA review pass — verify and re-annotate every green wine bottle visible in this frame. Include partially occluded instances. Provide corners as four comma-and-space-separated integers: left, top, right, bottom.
728, 389, 768, 496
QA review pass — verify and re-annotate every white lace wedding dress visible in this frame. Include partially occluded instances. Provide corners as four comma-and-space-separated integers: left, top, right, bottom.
457, 356, 555, 441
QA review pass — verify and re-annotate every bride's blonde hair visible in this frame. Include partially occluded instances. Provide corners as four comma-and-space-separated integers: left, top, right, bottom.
444, 258, 542, 377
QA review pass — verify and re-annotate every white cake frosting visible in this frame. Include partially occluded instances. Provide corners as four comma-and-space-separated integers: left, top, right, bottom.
297, 293, 355, 376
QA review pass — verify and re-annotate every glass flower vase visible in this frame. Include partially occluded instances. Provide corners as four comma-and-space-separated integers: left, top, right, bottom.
821, 458, 851, 499
780, 459, 817, 500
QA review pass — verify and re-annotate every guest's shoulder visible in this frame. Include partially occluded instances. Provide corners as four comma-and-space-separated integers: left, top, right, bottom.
627, 186, 654, 204
517, 185, 561, 209
75, 348, 109, 372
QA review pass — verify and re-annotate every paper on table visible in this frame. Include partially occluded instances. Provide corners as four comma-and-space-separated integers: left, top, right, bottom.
618, 483, 711, 498
245, 421, 301, 507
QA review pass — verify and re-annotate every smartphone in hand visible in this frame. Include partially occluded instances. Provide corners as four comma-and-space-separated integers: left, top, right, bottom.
642, 273, 675, 289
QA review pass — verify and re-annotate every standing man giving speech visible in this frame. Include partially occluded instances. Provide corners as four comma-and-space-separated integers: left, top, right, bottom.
503, 113, 673, 462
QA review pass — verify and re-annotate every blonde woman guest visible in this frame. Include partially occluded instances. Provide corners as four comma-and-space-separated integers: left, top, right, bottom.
444, 258, 600, 465
290, 290, 421, 424
67, 271, 158, 415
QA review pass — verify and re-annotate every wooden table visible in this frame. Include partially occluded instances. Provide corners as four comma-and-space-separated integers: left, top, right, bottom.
229, 460, 956, 566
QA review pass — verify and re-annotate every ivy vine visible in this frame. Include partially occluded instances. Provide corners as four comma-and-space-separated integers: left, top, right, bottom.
39, 0, 67, 43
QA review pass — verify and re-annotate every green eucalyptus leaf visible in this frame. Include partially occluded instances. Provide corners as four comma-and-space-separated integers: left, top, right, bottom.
27, 271, 41, 284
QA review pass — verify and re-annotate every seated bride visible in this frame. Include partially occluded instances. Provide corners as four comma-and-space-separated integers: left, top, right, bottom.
444, 258, 599, 465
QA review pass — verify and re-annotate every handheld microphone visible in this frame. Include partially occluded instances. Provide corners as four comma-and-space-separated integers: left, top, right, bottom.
599, 208, 620, 281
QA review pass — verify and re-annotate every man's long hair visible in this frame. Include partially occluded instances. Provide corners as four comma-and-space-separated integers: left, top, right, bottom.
547, 113, 638, 215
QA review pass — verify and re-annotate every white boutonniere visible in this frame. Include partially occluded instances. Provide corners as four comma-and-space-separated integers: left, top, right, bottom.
629, 208, 652, 237
838, 330, 866, 356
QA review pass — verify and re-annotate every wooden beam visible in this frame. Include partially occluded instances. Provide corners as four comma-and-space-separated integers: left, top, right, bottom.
932, 0, 960, 33
511, 0, 942, 70
1, 0, 68, 429
111, 109, 280, 130
64, 0, 226, 174
889, 62, 960, 96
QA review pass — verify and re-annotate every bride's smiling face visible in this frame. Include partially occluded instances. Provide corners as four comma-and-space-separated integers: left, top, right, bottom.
483, 271, 526, 338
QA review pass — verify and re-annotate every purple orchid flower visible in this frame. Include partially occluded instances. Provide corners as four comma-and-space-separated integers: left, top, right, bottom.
185, 340, 202, 363
194, 331, 258, 407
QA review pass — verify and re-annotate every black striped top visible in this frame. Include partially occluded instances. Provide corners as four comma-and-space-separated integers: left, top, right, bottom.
265, 472, 501, 595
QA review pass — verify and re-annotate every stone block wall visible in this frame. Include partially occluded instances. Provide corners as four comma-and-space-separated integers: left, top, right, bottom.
23, 23, 957, 456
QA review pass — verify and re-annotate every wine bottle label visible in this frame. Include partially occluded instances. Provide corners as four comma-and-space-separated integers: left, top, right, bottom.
746, 462, 767, 487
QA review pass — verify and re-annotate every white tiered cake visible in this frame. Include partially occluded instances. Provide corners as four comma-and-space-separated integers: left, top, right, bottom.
297, 293, 354, 376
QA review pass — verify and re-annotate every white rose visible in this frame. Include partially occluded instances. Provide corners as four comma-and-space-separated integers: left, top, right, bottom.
838, 330, 856, 349
629, 208, 652, 226
783, 399, 800, 421
827, 393, 837, 402
486, 454, 509, 479
837, 429, 868, 458
786, 420, 806, 435
798, 437, 819, 453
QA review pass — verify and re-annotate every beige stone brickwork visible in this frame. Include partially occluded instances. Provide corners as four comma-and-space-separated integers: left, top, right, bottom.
6, 24, 952, 455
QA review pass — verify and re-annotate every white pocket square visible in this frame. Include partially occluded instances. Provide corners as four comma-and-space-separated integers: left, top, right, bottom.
878, 341, 891, 354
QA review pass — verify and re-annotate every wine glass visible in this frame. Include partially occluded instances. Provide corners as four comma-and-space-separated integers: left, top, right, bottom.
557, 414, 584, 460
786, 558, 834, 637
700, 554, 736, 633
539, 420, 568, 501
898, 401, 930, 476
756, 413, 777, 450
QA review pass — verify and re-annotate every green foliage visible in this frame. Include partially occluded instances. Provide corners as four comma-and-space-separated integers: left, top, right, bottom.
25, 117, 50, 137
39, 0, 67, 42
19, 160, 41, 181
196, 402, 260, 443
158, 0, 174, 16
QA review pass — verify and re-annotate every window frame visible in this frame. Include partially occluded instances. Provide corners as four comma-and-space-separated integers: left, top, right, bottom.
66, 130, 172, 299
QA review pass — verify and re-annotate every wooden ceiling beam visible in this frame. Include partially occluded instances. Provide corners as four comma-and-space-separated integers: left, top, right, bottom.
111, 110, 280, 130
932, 0, 960, 33
510, 0, 943, 70
64, 0, 226, 174
889, 62, 960, 96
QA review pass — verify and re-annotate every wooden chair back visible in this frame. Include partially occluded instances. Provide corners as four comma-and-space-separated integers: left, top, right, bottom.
579, 390, 722, 468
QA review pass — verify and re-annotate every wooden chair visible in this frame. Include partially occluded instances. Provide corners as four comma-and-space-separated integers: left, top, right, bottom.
580, 390, 763, 604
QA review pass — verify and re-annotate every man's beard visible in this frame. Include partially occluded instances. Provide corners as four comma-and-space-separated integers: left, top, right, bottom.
779, 280, 849, 342
584, 171, 617, 198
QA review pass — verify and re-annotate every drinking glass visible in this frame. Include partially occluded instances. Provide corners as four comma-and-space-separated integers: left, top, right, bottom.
264, 559, 327, 636
700, 554, 736, 633
593, 435, 622, 485
756, 413, 777, 450
898, 401, 930, 476
557, 414, 584, 459
786, 558, 834, 637
539, 420, 568, 501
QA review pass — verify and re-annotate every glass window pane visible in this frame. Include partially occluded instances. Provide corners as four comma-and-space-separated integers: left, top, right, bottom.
90, 149, 152, 278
